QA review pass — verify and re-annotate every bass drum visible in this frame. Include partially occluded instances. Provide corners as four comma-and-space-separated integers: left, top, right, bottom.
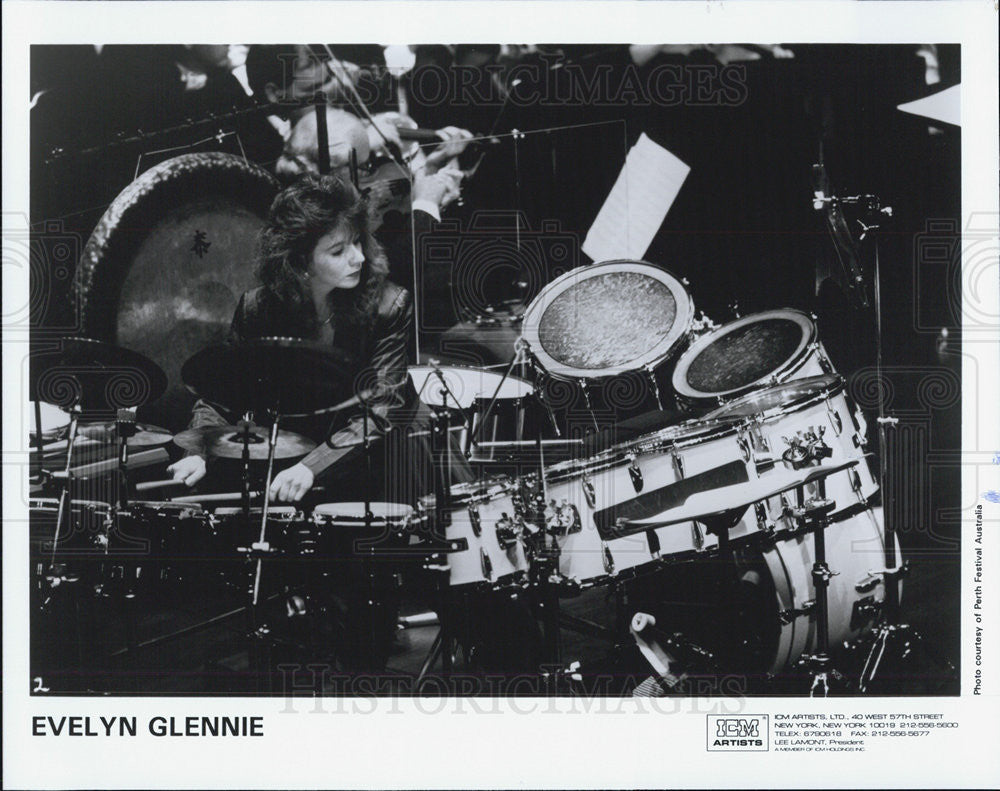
739, 506, 901, 674
671, 309, 835, 409
74, 153, 280, 431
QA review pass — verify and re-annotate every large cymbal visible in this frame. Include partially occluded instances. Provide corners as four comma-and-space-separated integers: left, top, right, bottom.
79, 421, 174, 447
31, 337, 168, 410
181, 338, 355, 417
173, 424, 317, 460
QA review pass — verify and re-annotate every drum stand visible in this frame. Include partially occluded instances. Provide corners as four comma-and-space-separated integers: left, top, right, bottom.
789, 487, 845, 697
413, 402, 460, 687
238, 411, 282, 693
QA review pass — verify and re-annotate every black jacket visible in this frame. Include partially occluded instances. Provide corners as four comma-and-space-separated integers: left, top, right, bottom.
190, 279, 420, 477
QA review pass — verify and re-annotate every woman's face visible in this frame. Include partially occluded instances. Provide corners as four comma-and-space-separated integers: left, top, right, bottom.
308, 221, 365, 291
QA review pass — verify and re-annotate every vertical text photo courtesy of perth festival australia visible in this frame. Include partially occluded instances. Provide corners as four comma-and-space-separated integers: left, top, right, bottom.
25, 42, 963, 698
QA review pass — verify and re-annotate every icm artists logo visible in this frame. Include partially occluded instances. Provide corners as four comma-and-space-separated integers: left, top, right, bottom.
706, 715, 769, 751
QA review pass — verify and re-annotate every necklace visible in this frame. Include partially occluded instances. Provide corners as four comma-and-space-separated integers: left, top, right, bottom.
319, 311, 335, 327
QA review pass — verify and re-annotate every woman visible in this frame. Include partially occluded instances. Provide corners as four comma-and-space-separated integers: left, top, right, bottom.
168, 173, 461, 674
168, 172, 443, 504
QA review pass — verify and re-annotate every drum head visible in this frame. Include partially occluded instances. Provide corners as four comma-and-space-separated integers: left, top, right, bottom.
30, 402, 70, 441
409, 365, 532, 409
706, 374, 844, 421
75, 153, 280, 431
672, 309, 816, 401
520, 260, 693, 380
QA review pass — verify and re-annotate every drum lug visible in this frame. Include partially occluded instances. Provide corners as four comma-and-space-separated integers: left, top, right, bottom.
779, 599, 815, 624
691, 521, 704, 551
851, 406, 868, 447
495, 513, 521, 550
480, 549, 493, 582
854, 572, 882, 593
848, 468, 863, 495
753, 502, 768, 531
825, 398, 843, 436
468, 504, 482, 537
736, 433, 752, 465
581, 475, 596, 508
601, 541, 616, 575
628, 454, 643, 492
547, 500, 582, 536
670, 448, 684, 479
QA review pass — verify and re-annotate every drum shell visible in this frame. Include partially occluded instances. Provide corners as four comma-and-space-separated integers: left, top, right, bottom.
103, 502, 213, 592
30, 498, 110, 586
755, 505, 900, 673
729, 384, 878, 515
548, 421, 758, 588
309, 502, 417, 560
421, 481, 531, 589
210, 506, 302, 557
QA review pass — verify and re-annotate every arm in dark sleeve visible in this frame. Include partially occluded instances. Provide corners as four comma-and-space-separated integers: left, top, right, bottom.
184, 293, 249, 451
299, 288, 413, 476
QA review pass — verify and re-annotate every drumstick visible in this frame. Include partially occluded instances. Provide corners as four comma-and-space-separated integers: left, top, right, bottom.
169, 491, 264, 504
134, 479, 187, 493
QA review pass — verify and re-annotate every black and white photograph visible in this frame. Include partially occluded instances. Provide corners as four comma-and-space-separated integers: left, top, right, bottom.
3, 1, 998, 788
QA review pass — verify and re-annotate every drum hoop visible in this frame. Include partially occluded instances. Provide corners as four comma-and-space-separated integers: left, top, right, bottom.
671, 309, 818, 400
706, 375, 846, 424
312, 502, 414, 521
520, 259, 695, 380
30, 498, 112, 512
409, 365, 533, 396
545, 418, 745, 482
213, 506, 299, 517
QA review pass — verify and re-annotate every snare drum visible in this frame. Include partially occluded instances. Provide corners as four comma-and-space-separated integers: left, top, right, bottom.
210, 506, 302, 557
672, 309, 835, 408
419, 479, 532, 589
409, 365, 535, 461
546, 417, 756, 588
707, 375, 877, 514
309, 502, 417, 557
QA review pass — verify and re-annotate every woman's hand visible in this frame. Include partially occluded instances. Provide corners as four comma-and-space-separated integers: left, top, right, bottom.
269, 462, 315, 503
166, 455, 207, 487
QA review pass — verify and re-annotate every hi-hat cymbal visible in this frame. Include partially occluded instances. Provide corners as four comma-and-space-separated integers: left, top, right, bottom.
173, 425, 317, 460
79, 421, 174, 447
31, 337, 168, 409
181, 338, 355, 417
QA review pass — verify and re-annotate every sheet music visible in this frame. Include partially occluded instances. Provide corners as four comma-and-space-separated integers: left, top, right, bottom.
897, 83, 961, 127
582, 132, 690, 263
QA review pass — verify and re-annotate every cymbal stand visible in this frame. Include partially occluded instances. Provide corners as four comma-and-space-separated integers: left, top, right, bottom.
244, 409, 281, 693
517, 339, 560, 439
524, 392, 565, 689
416, 403, 456, 687
463, 338, 560, 458
50, 401, 82, 574
113, 408, 137, 510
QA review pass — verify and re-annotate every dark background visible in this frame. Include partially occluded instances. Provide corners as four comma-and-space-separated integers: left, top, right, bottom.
28, 43, 962, 692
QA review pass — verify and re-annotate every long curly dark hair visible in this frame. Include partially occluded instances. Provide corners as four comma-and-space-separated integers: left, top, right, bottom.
257, 173, 388, 336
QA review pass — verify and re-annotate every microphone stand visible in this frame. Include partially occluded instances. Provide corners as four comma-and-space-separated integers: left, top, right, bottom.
851, 196, 957, 692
